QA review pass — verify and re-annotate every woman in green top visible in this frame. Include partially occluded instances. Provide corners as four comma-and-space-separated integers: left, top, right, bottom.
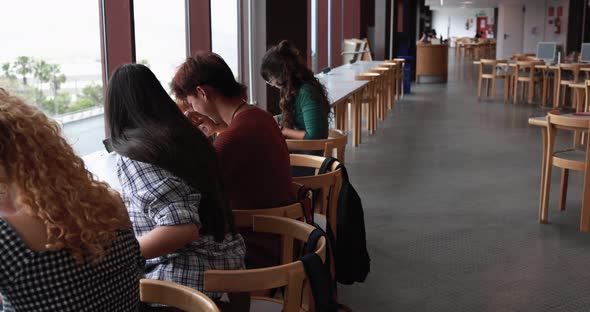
261, 40, 331, 141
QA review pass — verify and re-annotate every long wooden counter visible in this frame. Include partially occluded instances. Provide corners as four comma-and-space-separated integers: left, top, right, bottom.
416, 43, 448, 83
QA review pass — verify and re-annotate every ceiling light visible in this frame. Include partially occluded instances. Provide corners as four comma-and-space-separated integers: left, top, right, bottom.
440, 0, 443, 6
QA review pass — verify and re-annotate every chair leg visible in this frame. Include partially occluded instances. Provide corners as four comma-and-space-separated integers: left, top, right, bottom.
491, 79, 496, 99
541, 154, 553, 224
478, 76, 483, 99
559, 168, 569, 211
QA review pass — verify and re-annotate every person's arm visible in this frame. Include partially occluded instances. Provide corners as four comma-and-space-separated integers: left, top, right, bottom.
138, 224, 198, 259
298, 86, 329, 140
127, 164, 203, 260
281, 127, 306, 139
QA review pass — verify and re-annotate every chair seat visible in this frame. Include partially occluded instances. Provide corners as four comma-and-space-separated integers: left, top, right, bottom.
554, 149, 587, 170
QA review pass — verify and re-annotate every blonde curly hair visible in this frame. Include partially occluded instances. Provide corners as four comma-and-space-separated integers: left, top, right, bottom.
0, 88, 131, 264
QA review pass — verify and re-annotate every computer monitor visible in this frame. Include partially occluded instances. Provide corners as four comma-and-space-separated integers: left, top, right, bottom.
536, 42, 557, 64
581, 43, 590, 63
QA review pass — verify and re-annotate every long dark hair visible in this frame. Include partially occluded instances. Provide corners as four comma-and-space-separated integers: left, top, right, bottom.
105, 64, 234, 242
260, 40, 331, 128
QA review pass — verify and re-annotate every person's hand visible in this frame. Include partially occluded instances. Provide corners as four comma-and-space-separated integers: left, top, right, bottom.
184, 110, 225, 137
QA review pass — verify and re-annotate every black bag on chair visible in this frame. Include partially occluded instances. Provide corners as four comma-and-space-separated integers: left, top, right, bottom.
318, 157, 370, 285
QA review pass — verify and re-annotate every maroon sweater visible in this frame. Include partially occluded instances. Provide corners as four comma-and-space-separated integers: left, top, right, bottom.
214, 107, 295, 267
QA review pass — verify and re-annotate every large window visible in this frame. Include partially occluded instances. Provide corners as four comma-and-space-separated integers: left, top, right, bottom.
211, 0, 240, 79
0, 0, 104, 156
134, 0, 187, 92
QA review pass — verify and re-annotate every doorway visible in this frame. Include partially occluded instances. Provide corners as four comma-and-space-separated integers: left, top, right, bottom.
476, 16, 488, 39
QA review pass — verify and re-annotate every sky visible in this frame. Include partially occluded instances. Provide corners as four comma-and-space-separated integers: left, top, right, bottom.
0, 0, 239, 89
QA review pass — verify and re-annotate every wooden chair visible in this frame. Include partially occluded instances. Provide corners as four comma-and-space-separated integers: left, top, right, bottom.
286, 129, 348, 163
477, 59, 509, 101
556, 64, 590, 108
361, 38, 373, 60
140, 279, 220, 312
542, 112, 590, 232
586, 80, 590, 112
204, 216, 326, 312
513, 61, 543, 104
290, 154, 342, 238
234, 201, 305, 265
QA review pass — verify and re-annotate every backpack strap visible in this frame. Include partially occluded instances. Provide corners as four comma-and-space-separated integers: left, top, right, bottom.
301, 227, 340, 312
296, 184, 315, 225
318, 157, 338, 175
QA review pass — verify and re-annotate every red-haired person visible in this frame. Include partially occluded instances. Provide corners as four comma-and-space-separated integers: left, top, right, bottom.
173, 52, 295, 268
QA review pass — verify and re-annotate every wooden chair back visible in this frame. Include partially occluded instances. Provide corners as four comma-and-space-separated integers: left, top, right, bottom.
361, 38, 373, 60
204, 216, 326, 312
234, 202, 304, 265
140, 279, 220, 312
290, 154, 342, 238
558, 64, 582, 84
286, 129, 348, 163
586, 80, 590, 112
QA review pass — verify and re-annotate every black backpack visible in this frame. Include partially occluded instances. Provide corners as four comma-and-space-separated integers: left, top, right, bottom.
319, 157, 370, 285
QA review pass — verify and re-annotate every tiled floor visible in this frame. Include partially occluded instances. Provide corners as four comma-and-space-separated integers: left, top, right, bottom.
338, 58, 590, 311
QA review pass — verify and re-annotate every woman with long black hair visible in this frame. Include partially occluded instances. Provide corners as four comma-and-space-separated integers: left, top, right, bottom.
105, 64, 245, 300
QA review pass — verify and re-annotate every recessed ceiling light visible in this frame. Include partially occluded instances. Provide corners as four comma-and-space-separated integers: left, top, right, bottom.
440, 0, 444, 6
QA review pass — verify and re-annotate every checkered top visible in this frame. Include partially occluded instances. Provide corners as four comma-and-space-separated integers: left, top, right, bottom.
0, 220, 144, 311
117, 156, 245, 298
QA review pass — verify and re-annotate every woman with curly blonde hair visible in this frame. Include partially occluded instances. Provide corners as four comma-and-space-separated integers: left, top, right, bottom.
0, 88, 144, 312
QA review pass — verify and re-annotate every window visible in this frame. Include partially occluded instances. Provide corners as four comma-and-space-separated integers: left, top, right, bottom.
211, 0, 240, 79
311, 0, 318, 72
134, 0, 187, 92
0, 1, 105, 156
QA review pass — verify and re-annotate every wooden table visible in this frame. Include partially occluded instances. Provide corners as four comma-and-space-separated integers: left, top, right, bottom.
318, 60, 383, 146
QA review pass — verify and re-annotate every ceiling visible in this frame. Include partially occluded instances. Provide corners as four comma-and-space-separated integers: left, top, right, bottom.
424, 0, 499, 9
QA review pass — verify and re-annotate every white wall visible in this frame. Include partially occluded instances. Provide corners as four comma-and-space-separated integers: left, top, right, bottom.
543, 0, 569, 50
432, 8, 495, 40
523, 2, 546, 53
496, 0, 569, 59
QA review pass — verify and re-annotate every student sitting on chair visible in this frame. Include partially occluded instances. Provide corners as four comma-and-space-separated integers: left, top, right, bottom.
106, 64, 246, 302
0, 89, 144, 312
261, 40, 332, 176
173, 53, 295, 268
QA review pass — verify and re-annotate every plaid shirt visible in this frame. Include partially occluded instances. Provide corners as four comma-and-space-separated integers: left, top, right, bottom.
117, 156, 245, 298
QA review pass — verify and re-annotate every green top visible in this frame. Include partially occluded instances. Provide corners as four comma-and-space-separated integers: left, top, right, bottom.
276, 83, 329, 140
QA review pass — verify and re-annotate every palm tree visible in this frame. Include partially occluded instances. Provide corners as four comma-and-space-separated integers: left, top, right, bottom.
48, 64, 67, 115
1, 63, 16, 80
14, 56, 33, 85
33, 60, 52, 104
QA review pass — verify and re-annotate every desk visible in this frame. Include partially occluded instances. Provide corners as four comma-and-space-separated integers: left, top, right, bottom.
318, 60, 384, 146
416, 43, 448, 83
